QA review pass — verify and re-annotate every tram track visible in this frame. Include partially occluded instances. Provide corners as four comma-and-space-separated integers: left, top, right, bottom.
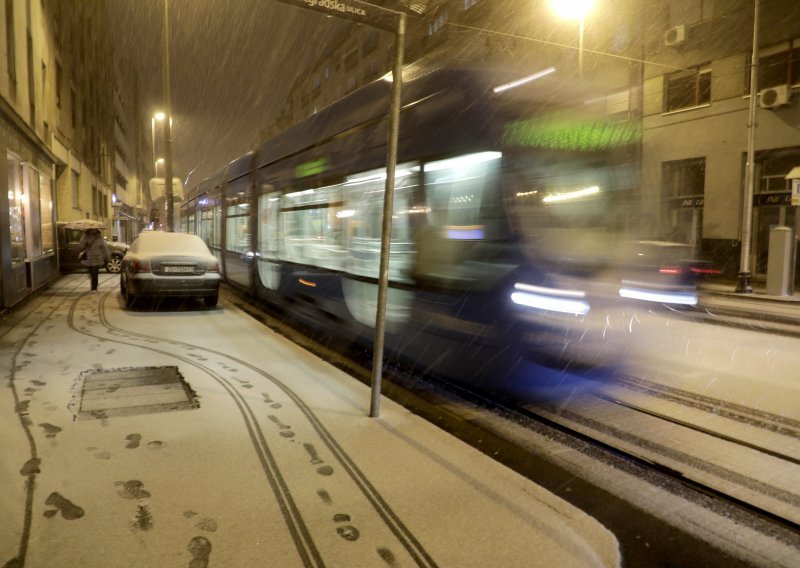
227, 286, 800, 536
72, 285, 438, 567
3, 277, 442, 567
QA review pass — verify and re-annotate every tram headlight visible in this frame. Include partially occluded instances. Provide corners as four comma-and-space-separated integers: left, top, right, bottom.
511, 283, 590, 315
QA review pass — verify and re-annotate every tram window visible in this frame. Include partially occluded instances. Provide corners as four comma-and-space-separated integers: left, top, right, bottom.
198, 208, 214, 247
282, 184, 346, 270
257, 191, 280, 259
343, 163, 418, 281
226, 202, 251, 253
423, 152, 501, 236
213, 205, 222, 248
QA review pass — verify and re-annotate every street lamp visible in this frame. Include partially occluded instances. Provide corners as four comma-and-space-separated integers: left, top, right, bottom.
550, 0, 594, 83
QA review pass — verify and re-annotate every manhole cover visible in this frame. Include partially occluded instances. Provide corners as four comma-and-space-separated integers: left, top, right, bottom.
71, 366, 199, 420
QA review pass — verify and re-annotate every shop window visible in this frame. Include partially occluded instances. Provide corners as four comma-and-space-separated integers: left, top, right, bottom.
664, 65, 711, 112
758, 149, 800, 193
8, 155, 25, 262
40, 173, 54, 254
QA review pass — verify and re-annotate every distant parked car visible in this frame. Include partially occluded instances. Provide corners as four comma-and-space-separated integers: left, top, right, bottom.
57, 222, 128, 274
120, 231, 221, 308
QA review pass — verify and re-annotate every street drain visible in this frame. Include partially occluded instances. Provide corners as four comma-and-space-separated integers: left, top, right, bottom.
71, 366, 199, 420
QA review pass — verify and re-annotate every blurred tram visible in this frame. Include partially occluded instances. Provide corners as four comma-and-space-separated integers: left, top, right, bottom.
180, 67, 699, 385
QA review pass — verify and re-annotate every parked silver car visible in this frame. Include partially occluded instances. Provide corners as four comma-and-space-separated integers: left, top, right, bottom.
120, 231, 221, 308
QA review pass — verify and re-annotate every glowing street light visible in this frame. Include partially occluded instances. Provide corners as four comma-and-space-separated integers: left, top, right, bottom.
550, 0, 594, 83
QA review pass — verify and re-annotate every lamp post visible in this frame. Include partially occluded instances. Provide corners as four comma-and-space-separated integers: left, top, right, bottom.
162, 0, 174, 231
550, 0, 594, 83
736, 0, 760, 294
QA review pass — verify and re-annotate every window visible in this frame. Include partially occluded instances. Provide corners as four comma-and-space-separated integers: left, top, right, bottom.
281, 183, 346, 271
663, 158, 705, 244
27, 32, 34, 127
55, 62, 62, 107
751, 43, 800, 90
40, 173, 54, 254
663, 158, 705, 199
6, 0, 16, 90
758, 149, 800, 193
8, 155, 25, 262
71, 170, 79, 209
428, 10, 448, 36
664, 65, 711, 111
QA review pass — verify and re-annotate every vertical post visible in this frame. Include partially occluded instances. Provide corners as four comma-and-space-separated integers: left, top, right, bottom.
737, 0, 760, 293
369, 12, 405, 418
162, 0, 174, 232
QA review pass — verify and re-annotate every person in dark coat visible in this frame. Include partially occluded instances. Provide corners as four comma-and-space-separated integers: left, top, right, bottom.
78, 229, 110, 293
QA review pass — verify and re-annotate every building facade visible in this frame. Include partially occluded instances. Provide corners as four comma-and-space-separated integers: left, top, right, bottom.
112, 57, 151, 244
0, 0, 145, 309
641, 0, 800, 280
273, 0, 800, 283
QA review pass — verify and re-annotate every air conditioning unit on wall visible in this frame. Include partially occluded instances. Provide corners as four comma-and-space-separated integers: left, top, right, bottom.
759, 85, 791, 109
664, 25, 686, 47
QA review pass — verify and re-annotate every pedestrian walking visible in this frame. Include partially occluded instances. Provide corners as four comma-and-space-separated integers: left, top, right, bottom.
79, 229, 110, 293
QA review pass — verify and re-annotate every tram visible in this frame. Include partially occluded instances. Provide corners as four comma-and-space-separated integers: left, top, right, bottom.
181, 66, 696, 383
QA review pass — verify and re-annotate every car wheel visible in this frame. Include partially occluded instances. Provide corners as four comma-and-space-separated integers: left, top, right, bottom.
204, 294, 218, 308
107, 255, 123, 274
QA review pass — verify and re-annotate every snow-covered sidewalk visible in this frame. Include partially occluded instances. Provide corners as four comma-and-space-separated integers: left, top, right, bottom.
0, 276, 619, 567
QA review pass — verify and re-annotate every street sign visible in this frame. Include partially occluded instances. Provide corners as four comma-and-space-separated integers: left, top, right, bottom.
276, 0, 399, 31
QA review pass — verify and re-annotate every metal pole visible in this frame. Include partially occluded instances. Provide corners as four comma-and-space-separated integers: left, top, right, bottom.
737, 0, 760, 293
369, 12, 405, 418
162, 0, 174, 232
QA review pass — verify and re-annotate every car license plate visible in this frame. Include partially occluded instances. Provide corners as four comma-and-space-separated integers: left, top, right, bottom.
163, 265, 195, 273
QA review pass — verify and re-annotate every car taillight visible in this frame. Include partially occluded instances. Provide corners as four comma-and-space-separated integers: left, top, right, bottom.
206, 262, 219, 272
132, 259, 151, 273
690, 266, 721, 275
659, 266, 683, 275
